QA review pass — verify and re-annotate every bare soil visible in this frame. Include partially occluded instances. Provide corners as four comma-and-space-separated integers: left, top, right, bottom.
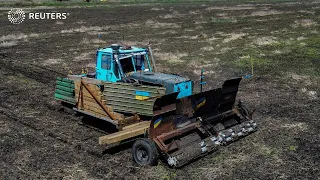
0, 1, 319, 179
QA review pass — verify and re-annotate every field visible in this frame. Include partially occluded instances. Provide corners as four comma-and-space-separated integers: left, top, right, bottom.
0, 1, 319, 179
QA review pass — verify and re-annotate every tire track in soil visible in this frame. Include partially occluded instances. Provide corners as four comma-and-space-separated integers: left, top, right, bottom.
0, 108, 105, 159
0, 58, 64, 85
0, 58, 108, 159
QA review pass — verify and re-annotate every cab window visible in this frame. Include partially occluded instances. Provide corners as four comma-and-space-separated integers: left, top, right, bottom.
134, 55, 145, 71
101, 54, 112, 70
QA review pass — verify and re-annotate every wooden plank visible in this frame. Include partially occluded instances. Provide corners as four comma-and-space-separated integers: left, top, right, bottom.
55, 89, 74, 97
80, 104, 108, 116
73, 108, 119, 127
78, 99, 107, 111
79, 106, 124, 122
99, 124, 149, 145
79, 103, 124, 121
75, 94, 105, 104
74, 88, 102, 99
122, 121, 150, 130
74, 82, 101, 92
82, 77, 103, 85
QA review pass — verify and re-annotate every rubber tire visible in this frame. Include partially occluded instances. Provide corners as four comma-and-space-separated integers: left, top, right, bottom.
132, 138, 158, 166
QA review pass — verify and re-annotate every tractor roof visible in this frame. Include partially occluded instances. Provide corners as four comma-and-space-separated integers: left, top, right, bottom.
98, 46, 147, 54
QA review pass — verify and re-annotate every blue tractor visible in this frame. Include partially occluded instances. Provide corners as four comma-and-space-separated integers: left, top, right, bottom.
93, 44, 192, 99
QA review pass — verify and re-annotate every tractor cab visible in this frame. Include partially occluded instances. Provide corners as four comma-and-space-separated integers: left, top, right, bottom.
95, 44, 192, 99
96, 44, 153, 82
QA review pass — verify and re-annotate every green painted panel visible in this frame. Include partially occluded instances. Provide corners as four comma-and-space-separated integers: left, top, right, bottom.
103, 89, 162, 97
55, 89, 74, 97
56, 77, 74, 84
54, 93, 76, 104
103, 81, 164, 90
103, 83, 165, 94
101, 82, 166, 116
56, 80, 75, 88
103, 91, 161, 100
105, 96, 154, 105
56, 85, 74, 93
106, 100, 153, 110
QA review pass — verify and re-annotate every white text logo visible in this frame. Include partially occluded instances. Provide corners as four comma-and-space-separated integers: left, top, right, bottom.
8, 8, 25, 24
8, 9, 69, 24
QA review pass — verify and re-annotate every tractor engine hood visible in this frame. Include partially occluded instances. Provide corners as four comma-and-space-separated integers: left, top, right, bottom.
129, 72, 190, 85
128, 72, 192, 96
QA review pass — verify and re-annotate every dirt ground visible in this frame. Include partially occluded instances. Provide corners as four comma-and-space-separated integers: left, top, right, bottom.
0, 1, 319, 179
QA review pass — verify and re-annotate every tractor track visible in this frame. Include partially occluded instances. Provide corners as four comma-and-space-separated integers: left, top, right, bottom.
0, 108, 105, 159
0, 58, 63, 85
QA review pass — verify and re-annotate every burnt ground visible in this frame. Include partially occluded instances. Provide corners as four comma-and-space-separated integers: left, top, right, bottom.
0, 1, 319, 179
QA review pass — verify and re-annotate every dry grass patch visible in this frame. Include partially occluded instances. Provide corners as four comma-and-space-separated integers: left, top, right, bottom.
206, 6, 255, 11
0, 120, 10, 134
74, 52, 93, 61
80, 38, 106, 45
43, 58, 62, 66
0, 33, 41, 47
223, 33, 247, 43
153, 52, 188, 63
60, 163, 91, 179
145, 20, 180, 29
55, 21, 64, 25
61, 26, 108, 34
189, 10, 200, 15
250, 10, 284, 17
201, 46, 214, 51
0, 33, 28, 41
289, 73, 315, 86
298, 10, 315, 15
157, 30, 177, 35
254, 36, 278, 46
293, 19, 317, 27
150, 7, 164, 11
189, 58, 220, 75
0, 41, 17, 47
282, 122, 308, 131
160, 10, 185, 19
301, 88, 318, 99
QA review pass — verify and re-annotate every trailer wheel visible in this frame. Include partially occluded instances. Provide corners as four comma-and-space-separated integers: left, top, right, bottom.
132, 138, 158, 166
